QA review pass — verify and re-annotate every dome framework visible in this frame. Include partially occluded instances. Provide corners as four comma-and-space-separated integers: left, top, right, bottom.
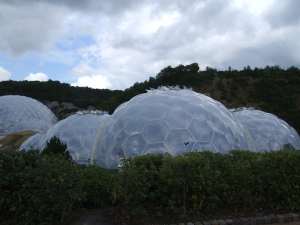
232, 108, 300, 151
92, 88, 255, 169
0, 95, 57, 136
21, 112, 110, 164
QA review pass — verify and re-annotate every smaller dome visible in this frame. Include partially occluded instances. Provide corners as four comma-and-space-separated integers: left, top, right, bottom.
20, 133, 46, 151
0, 95, 57, 136
232, 108, 300, 151
21, 112, 111, 164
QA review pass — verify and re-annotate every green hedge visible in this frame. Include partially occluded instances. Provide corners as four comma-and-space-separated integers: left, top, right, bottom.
0, 150, 115, 225
79, 165, 117, 209
119, 150, 300, 219
1, 149, 300, 225
0, 151, 83, 225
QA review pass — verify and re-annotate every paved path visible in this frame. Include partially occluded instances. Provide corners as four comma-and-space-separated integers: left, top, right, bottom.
66, 211, 300, 225
270, 223, 300, 225
66, 209, 114, 225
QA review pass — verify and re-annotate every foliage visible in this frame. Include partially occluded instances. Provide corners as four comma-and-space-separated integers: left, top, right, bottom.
119, 150, 300, 220
0, 150, 116, 225
0, 150, 83, 225
2, 149, 300, 225
118, 154, 165, 216
0, 80, 123, 113
79, 165, 117, 208
42, 137, 71, 161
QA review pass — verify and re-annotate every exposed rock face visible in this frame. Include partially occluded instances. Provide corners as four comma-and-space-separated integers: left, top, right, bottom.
44, 101, 97, 119
0, 131, 35, 151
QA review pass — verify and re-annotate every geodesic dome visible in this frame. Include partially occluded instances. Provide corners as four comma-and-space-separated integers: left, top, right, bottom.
0, 95, 57, 136
232, 108, 300, 151
19, 133, 45, 151
21, 112, 110, 164
92, 88, 255, 169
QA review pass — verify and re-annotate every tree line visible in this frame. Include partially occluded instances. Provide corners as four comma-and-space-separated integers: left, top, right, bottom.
0, 64, 299, 132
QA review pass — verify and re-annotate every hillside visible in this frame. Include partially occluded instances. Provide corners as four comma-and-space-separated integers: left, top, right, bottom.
0, 64, 299, 132
0, 80, 123, 114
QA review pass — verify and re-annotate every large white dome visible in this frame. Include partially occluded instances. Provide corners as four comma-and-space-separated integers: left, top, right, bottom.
0, 95, 57, 136
232, 108, 300, 151
21, 112, 110, 164
92, 88, 255, 168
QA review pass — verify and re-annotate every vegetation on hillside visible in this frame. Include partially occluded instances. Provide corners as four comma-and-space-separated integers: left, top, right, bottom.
1, 64, 299, 132
0, 80, 123, 112
1, 148, 300, 225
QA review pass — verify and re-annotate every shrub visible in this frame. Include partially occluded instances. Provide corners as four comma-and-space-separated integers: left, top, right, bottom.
42, 136, 71, 161
119, 150, 300, 220
79, 165, 117, 208
0, 150, 83, 225
119, 154, 165, 216
2, 149, 300, 225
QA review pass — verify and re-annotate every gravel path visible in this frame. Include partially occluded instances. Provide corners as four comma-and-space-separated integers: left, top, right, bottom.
66, 209, 114, 225
274, 223, 300, 225
66, 211, 300, 225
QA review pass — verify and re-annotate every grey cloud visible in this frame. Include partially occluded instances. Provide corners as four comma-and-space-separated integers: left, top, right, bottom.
111, 0, 242, 52
0, 2, 67, 55
1, 0, 216, 17
1, 0, 300, 88
108, 0, 254, 69
222, 36, 300, 69
74, 0, 300, 88
0, 0, 250, 56
2, 0, 146, 14
267, 0, 300, 27
0, 0, 155, 55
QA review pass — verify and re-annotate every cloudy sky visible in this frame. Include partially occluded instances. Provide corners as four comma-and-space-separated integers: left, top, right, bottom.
0, 0, 299, 89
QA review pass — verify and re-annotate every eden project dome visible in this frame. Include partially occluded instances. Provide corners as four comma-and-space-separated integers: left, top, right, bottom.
0, 95, 57, 136
232, 108, 300, 151
20, 133, 46, 151
92, 88, 255, 169
21, 111, 110, 164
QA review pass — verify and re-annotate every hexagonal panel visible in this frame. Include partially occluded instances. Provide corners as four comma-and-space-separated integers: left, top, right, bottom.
134, 103, 168, 120
113, 130, 128, 152
144, 143, 168, 154
224, 128, 235, 143
165, 109, 192, 129
123, 134, 146, 156
142, 120, 169, 143
189, 119, 213, 143
211, 132, 233, 152
123, 117, 143, 134
192, 142, 215, 151
166, 129, 195, 154
111, 119, 125, 132
268, 139, 281, 151
185, 103, 206, 118
142, 94, 175, 106
111, 146, 125, 159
